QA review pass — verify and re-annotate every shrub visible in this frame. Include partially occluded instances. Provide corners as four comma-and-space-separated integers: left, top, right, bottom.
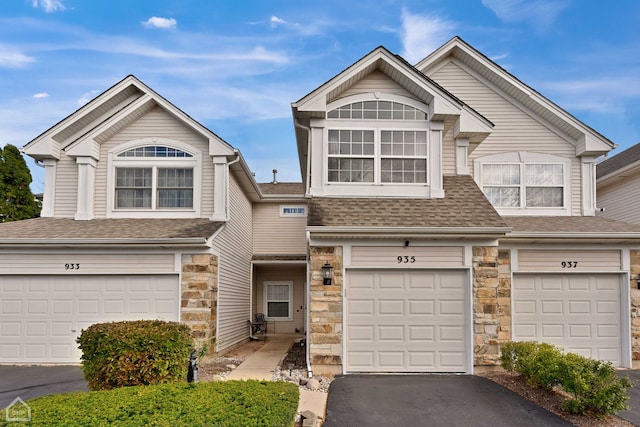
0, 381, 299, 427
500, 340, 632, 417
77, 320, 194, 391
557, 353, 631, 417
500, 341, 561, 389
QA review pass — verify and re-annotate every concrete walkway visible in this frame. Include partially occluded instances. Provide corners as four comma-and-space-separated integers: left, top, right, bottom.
225, 333, 328, 423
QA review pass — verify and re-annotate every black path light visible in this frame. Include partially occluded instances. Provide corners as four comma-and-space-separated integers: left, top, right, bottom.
322, 262, 334, 286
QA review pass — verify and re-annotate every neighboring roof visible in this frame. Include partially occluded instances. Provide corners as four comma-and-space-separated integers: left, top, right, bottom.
0, 218, 223, 244
307, 175, 507, 231
416, 36, 614, 156
258, 182, 305, 195
597, 142, 640, 179
504, 216, 640, 237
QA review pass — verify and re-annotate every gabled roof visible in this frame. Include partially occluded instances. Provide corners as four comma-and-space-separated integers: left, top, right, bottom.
23, 75, 236, 160
0, 218, 224, 246
597, 142, 640, 181
291, 46, 495, 184
307, 175, 509, 237
416, 36, 615, 156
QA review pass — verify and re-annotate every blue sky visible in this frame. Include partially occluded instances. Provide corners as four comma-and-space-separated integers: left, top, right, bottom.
1, 0, 639, 193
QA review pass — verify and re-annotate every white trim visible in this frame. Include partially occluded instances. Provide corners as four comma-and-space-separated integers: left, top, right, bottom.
40, 159, 57, 217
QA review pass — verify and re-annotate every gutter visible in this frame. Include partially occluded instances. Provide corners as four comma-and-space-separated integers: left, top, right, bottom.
307, 226, 511, 235
0, 237, 209, 248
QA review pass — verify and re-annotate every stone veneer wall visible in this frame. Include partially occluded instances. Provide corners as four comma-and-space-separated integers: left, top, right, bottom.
308, 246, 343, 375
631, 250, 640, 361
473, 247, 512, 366
181, 254, 218, 350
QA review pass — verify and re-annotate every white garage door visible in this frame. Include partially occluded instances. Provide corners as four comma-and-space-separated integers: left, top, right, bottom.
346, 269, 468, 373
0, 275, 179, 363
513, 274, 622, 365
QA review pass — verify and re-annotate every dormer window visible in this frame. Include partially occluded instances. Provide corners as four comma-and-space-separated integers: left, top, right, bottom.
108, 139, 202, 218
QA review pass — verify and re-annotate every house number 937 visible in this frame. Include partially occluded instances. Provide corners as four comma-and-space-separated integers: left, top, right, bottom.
65, 263, 80, 270
397, 256, 416, 264
561, 261, 578, 268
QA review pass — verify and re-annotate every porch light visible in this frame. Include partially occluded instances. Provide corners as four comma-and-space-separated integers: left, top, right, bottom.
322, 262, 333, 286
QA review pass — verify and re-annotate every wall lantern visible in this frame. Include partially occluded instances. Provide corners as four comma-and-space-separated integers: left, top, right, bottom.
321, 262, 334, 286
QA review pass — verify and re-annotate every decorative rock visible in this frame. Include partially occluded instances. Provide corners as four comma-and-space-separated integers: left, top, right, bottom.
306, 378, 321, 390
211, 375, 225, 382
299, 377, 309, 386
226, 364, 236, 370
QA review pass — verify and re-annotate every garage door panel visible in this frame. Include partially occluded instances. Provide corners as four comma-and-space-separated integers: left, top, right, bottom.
513, 274, 622, 366
347, 269, 467, 372
0, 275, 179, 363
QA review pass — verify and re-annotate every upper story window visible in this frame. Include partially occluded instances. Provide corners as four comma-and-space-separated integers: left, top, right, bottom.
326, 98, 429, 186
475, 152, 570, 215
327, 100, 427, 120
108, 139, 201, 217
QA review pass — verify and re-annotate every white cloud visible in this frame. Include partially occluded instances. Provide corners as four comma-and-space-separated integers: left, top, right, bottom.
270, 16, 286, 28
33, 92, 49, 99
31, 0, 65, 13
482, 0, 568, 31
77, 90, 100, 106
541, 76, 640, 113
0, 45, 35, 68
142, 17, 177, 30
400, 9, 456, 64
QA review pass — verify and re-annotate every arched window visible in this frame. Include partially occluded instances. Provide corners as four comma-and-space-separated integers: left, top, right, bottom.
109, 140, 200, 214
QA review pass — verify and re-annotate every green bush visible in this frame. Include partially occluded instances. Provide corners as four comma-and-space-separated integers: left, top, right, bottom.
500, 341, 632, 417
77, 320, 194, 391
0, 381, 299, 427
500, 341, 561, 390
557, 353, 631, 417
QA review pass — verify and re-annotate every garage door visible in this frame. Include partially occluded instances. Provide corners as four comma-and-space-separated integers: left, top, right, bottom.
0, 275, 179, 363
346, 269, 468, 373
513, 274, 622, 365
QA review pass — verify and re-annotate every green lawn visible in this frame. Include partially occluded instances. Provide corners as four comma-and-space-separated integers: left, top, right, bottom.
1, 380, 299, 427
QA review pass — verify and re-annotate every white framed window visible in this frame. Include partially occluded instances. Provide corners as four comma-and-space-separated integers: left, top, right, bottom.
280, 206, 307, 217
475, 152, 570, 215
264, 281, 292, 320
107, 138, 202, 218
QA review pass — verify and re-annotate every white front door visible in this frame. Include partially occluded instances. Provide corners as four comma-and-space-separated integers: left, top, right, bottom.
512, 273, 623, 365
0, 274, 179, 363
345, 269, 468, 372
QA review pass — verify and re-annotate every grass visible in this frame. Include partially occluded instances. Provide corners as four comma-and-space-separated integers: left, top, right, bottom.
1, 380, 299, 427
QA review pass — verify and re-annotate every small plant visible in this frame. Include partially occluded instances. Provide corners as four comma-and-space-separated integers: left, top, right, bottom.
77, 320, 194, 391
500, 341, 632, 417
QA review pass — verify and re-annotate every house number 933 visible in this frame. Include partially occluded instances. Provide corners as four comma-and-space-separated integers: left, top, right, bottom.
397, 256, 416, 264
65, 263, 80, 270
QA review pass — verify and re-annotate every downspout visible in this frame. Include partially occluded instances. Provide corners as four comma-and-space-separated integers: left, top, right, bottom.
305, 230, 313, 377
294, 119, 311, 194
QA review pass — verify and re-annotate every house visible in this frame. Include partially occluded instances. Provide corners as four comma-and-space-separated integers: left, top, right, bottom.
597, 142, 640, 225
2, 37, 640, 375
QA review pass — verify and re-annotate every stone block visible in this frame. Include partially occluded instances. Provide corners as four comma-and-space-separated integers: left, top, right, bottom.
311, 333, 341, 344
311, 354, 342, 365
476, 288, 496, 298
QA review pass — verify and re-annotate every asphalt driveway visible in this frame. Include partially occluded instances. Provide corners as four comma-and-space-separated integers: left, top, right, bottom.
324, 375, 573, 427
618, 370, 640, 426
0, 366, 87, 409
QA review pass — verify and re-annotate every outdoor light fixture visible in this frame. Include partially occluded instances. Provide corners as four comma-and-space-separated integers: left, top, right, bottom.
322, 262, 333, 286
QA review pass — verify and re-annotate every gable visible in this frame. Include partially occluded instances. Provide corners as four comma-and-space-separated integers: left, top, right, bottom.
417, 37, 614, 157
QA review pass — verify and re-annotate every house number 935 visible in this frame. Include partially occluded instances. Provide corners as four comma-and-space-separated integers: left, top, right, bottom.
397, 256, 416, 264
65, 263, 80, 270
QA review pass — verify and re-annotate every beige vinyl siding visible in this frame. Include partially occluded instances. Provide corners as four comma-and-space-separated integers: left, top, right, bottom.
337, 70, 418, 101
53, 155, 78, 218
253, 265, 306, 333
0, 252, 175, 274
94, 107, 213, 217
430, 61, 581, 213
517, 249, 621, 272
211, 174, 253, 352
598, 175, 640, 225
350, 246, 464, 267
253, 203, 307, 255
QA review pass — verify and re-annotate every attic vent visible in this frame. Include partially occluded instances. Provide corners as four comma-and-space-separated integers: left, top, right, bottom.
117, 146, 193, 158
327, 101, 426, 120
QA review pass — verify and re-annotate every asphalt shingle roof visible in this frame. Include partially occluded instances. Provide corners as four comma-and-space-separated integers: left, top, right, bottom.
597, 142, 640, 178
307, 175, 508, 229
505, 216, 640, 234
258, 182, 305, 195
0, 218, 224, 240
